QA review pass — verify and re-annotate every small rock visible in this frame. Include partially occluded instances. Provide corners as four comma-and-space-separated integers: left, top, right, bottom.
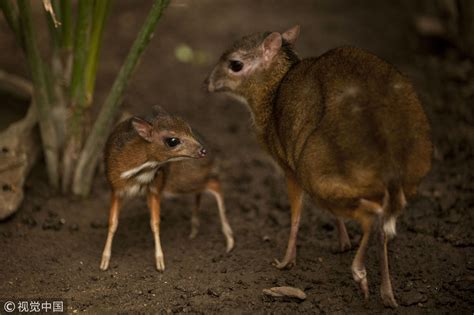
69, 223, 79, 232
262, 286, 307, 300
400, 291, 427, 306
90, 220, 107, 229
207, 288, 220, 298
21, 215, 36, 228
42, 217, 64, 231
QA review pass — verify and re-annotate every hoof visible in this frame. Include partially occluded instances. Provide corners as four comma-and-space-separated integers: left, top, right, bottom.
189, 230, 198, 239
156, 256, 165, 272
100, 255, 110, 271
273, 258, 295, 270
225, 237, 235, 253
381, 291, 398, 308
339, 240, 352, 252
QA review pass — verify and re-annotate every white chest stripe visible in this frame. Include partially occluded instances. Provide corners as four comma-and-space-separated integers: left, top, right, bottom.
120, 161, 159, 179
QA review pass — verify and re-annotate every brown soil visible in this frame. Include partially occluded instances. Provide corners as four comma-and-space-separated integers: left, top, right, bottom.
0, 0, 473, 313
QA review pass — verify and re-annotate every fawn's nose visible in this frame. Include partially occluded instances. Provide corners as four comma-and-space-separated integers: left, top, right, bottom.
198, 147, 207, 158
204, 76, 215, 92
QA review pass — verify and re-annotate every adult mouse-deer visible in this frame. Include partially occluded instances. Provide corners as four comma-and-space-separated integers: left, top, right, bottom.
101, 106, 234, 272
206, 26, 431, 307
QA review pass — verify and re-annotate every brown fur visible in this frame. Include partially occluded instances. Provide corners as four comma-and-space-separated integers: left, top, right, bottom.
207, 26, 432, 307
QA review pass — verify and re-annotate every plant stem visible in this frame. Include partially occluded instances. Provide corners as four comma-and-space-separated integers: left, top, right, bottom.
60, 0, 73, 51
17, 0, 59, 189
85, 0, 112, 106
72, 0, 171, 196
62, 0, 94, 193
69, 0, 93, 111
0, 0, 20, 37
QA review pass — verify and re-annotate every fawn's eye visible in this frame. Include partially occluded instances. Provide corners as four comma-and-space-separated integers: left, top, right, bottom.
165, 137, 181, 147
229, 60, 243, 72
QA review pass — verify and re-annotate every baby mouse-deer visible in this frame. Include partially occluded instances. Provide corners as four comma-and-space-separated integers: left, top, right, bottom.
101, 106, 234, 272
206, 26, 431, 307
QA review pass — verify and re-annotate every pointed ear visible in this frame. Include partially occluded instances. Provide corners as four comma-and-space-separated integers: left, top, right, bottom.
131, 117, 153, 142
282, 25, 300, 45
261, 32, 282, 62
152, 105, 169, 117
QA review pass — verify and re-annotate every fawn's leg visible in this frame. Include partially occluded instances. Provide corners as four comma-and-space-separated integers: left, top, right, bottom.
206, 178, 234, 253
350, 199, 382, 299
274, 174, 303, 269
100, 192, 121, 271
189, 193, 201, 239
147, 192, 165, 271
378, 216, 398, 308
336, 217, 351, 252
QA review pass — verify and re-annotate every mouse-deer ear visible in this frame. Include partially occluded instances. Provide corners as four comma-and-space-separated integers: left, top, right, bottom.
261, 32, 282, 63
152, 105, 169, 117
282, 25, 300, 45
131, 116, 153, 142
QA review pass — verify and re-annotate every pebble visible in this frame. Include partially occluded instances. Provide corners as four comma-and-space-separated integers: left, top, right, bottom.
399, 291, 427, 306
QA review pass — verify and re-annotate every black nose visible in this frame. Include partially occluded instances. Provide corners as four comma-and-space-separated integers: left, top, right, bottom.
198, 148, 207, 158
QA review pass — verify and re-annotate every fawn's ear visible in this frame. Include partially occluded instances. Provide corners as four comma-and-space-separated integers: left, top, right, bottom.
132, 117, 153, 142
282, 25, 300, 45
261, 32, 282, 63
152, 105, 169, 117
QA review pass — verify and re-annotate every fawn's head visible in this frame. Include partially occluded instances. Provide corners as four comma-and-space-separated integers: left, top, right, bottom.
131, 106, 206, 163
205, 25, 301, 103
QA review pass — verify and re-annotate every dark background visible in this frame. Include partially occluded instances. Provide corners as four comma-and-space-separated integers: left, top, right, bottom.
0, 0, 472, 313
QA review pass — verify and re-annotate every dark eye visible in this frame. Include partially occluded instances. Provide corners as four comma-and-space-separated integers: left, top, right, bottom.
229, 60, 243, 72
165, 137, 181, 147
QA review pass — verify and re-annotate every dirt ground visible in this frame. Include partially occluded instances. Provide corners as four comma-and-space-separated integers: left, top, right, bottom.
0, 0, 473, 313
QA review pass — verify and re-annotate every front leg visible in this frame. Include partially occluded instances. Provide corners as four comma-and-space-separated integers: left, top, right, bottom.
274, 174, 303, 269
147, 192, 165, 272
100, 192, 121, 271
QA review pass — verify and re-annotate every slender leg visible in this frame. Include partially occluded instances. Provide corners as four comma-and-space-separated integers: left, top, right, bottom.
147, 192, 165, 271
336, 217, 351, 252
351, 199, 381, 299
100, 192, 121, 271
379, 216, 398, 308
206, 179, 234, 253
189, 193, 201, 239
274, 174, 303, 269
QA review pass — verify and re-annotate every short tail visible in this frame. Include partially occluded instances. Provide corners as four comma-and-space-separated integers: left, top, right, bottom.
382, 181, 406, 239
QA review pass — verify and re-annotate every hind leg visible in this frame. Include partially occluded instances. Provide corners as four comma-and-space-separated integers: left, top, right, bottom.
350, 199, 383, 300
189, 193, 201, 239
206, 178, 234, 253
336, 217, 351, 252
378, 216, 398, 308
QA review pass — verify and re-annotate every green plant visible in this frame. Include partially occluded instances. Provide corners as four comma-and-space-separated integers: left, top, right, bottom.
1, 0, 171, 196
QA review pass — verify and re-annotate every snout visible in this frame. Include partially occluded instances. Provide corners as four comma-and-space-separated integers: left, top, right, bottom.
204, 71, 223, 93
204, 76, 217, 93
